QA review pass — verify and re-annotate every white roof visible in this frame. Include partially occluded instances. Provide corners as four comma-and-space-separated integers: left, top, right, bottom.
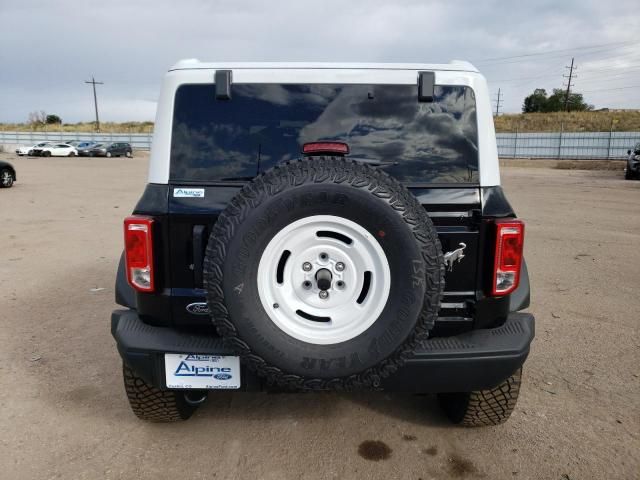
148, 59, 500, 186
169, 59, 479, 73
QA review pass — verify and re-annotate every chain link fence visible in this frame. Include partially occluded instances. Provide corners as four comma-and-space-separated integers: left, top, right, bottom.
496, 130, 639, 159
1, 130, 639, 159
0, 131, 152, 151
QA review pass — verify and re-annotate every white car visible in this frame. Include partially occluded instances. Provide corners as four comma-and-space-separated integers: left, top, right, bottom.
39, 143, 79, 157
15, 142, 52, 156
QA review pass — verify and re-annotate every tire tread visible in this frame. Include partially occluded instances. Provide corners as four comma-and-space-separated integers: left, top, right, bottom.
122, 364, 194, 422
204, 157, 444, 391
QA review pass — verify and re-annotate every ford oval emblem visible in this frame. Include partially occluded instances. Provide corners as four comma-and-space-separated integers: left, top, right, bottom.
214, 373, 232, 380
186, 302, 210, 315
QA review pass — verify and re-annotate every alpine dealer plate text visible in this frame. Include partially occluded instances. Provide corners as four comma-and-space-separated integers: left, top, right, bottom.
165, 354, 241, 389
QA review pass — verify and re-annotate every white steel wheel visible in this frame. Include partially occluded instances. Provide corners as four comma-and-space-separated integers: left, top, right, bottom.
257, 215, 391, 345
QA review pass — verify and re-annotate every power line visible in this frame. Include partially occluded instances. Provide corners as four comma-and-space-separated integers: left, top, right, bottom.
474, 40, 637, 64
84, 76, 104, 132
580, 85, 640, 93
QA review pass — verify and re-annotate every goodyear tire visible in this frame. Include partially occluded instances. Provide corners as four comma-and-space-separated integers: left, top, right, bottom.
438, 368, 523, 427
122, 364, 197, 422
204, 158, 444, 390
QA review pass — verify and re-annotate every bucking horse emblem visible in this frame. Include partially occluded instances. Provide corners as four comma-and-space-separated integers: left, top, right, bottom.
444, 242, 467, 272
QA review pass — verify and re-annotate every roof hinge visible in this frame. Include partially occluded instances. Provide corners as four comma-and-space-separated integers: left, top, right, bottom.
418, 71, 435, 103
215, 70, 232, 100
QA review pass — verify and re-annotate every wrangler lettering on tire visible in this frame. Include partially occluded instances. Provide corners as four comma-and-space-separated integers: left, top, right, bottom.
204, 158, 444, 390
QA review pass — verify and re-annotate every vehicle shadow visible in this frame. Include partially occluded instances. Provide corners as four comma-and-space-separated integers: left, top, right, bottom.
193, 388, 448, 427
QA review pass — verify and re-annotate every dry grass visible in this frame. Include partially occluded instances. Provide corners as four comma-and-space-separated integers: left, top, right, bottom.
494, 111, 640, 133
2, 111, 639, 134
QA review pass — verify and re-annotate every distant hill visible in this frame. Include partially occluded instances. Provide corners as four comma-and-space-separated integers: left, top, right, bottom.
494, 111, 640, 133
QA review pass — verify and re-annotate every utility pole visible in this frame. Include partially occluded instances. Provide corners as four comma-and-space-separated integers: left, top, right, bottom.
84, 77, 104, 131
494, 88, 503, 116
563, 58, 576, 112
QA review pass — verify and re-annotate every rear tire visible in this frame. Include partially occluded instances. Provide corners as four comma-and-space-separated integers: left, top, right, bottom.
43, 151, 51, 157
0, 169, 14, 188
68, 152, 76, 157
122, 363, 198, 422
438, 368, 522, 427
126, 151, 132, 158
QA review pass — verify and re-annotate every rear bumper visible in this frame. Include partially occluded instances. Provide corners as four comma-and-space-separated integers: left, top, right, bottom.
111, 310, 534, 393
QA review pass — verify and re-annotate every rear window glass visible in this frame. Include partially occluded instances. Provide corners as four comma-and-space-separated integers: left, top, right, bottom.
170, 83, 478, 184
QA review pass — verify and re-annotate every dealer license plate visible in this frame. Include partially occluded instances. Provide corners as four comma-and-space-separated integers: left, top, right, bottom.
164, 354, 241, 389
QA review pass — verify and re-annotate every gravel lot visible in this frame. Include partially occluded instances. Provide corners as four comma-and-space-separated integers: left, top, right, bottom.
0, 152, 638, 479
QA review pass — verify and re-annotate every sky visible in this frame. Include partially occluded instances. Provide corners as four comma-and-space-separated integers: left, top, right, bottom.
1, 0, 639, 123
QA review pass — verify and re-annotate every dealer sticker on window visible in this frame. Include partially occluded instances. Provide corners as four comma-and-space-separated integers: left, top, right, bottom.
165, 354, 241, 389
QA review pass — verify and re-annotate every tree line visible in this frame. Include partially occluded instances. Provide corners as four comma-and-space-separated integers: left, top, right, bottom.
522, 88, 593, 113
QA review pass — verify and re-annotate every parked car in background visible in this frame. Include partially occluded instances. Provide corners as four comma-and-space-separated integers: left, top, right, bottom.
16, 142, 52, 156
90, 142, 133, 158
625, 144, 640, 180
77, 142, 100, 156
0, 160, 16, 188
40, 143, 78, 157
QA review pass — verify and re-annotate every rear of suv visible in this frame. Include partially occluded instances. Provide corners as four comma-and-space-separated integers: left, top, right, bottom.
112, 61, 534, 426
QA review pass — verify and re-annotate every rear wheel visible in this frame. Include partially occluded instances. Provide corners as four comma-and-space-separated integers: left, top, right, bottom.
106, 152, 112, 158
438, 368, 522, 427
125, 151, 132, 158
68, 152, 76, 157
122, 363, 199, 422
0, 169, 14, 188
43, 151, 51, 157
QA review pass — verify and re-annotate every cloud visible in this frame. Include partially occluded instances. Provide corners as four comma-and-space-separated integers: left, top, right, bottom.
0, 0, 638, 122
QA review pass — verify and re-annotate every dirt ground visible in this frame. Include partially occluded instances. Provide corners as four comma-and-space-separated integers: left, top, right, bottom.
0, 152, 638, 480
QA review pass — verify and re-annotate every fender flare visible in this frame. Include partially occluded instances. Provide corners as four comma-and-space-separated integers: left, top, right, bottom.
509, 258, 530, 312
115, 251, 137, 309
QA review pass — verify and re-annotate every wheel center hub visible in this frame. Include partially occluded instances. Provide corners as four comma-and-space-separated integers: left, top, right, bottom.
315, 268, 332, 291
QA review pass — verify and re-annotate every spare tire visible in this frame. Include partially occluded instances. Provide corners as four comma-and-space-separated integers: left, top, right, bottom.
204, 158, 443, 390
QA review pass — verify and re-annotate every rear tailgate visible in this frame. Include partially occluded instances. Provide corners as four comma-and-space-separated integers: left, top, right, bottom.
164, 185, 481, 330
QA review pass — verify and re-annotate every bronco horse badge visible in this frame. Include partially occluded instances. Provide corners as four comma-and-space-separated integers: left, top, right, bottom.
444, 242, 467, 271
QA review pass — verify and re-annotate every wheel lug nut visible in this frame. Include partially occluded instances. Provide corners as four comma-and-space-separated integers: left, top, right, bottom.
335, 262, 345, 271
302, 262, 312, 271
319, 290, 329, 299
302, 281, 312, 289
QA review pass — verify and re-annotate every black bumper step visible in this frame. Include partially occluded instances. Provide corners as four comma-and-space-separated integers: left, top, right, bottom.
112, 310, 534, 393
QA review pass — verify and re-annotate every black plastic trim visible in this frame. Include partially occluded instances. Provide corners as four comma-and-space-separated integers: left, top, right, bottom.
509, 259, 531, 312
215, 70, 232, 100
112, 310, 534, 393
115, 252, 136, 309
418, 71, 435, 102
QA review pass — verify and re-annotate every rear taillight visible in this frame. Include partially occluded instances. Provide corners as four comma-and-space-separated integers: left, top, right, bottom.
124, 216, 154, 292
302, 142, 350, 155
491, 219, 524, 296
